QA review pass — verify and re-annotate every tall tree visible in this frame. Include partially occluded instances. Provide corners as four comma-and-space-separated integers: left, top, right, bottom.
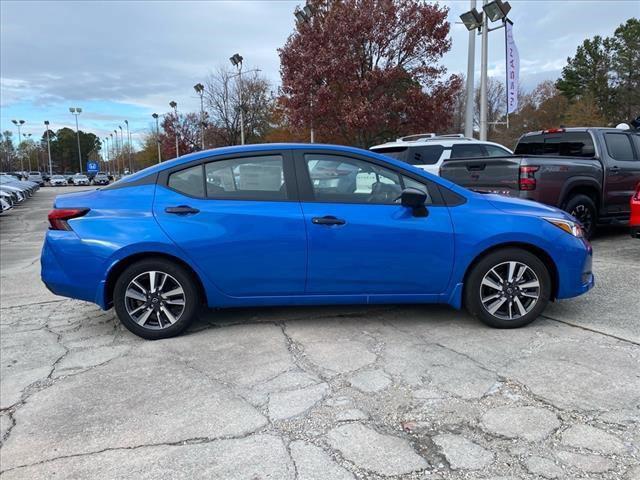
609, 18, 640, 121
474, 77, 506, 134
160, 112, 200, 159
0, 131, 16, 171
46, 127, 99, 173
279, 0, 461, 148
204, 67, 275, 146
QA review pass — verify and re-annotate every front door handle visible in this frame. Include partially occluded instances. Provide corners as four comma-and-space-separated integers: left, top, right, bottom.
165, 205, 200, 215
312, 216, 346, 226
609, 166, 620, 175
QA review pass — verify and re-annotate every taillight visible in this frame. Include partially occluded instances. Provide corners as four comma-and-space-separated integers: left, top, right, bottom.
543, 128, 565, 134
48, 208, 89, 230
519, 166, 539, 191
634, 184, 640, 201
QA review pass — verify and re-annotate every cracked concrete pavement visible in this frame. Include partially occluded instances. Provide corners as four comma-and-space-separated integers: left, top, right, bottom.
1, 186, 639, 479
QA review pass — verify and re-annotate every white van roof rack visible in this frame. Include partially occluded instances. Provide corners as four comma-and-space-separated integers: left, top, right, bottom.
395, 133, 472, 143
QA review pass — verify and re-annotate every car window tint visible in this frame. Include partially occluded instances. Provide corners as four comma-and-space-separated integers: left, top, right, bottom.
450, 144, 486, 158
205, 155, 286, 200
411, 145, 445, 165
168, 165, 204, 197
484, 145, 511, 157
305, 154, 402, 204
514, 132, 596, 157
605, 133, 636, 161
402, 176, 432, 204
372, 147, 408, 162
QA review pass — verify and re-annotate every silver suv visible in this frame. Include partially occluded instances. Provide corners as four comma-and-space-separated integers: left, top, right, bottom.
27, 171, 44, 186
370, 133, 512, 176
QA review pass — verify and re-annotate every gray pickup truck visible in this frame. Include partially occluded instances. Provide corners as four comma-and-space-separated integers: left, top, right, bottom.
440, 127, 640, 237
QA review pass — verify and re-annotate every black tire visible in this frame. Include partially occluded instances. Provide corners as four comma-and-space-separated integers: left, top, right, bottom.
564, 194, 597, 239
464, 248, 551, 329
113, 258, 200, 339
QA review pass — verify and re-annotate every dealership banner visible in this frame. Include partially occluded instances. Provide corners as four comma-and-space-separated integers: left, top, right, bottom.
505, 21, 519, 114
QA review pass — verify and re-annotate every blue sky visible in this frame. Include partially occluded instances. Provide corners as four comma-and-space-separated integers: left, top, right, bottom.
1, 0, 638, 146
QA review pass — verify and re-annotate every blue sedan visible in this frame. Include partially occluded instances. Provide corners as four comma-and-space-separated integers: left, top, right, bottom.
41, 144, 594, 339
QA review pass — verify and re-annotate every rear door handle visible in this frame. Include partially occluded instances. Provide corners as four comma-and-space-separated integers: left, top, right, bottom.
312, 216, 346, 226
165, 205, 200, 215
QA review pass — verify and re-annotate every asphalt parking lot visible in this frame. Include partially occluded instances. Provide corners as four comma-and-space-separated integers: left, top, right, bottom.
0, 186, 639, 479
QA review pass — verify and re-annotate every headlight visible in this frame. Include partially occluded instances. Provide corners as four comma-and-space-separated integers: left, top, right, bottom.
543, 217, 584, 238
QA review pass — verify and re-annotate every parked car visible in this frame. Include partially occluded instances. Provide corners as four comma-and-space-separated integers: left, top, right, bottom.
440, 127, 640, 238
28, 171, 45, 186
0, 174, 38, 197
42, 144, 594, 339
631, 183, 640, 239
50, 174, 68, 187
71, 174, 90, 186
0, 195, 11, 214
93, 172, 110, 185
64, 172, 75, 184
370, 134, 513, 176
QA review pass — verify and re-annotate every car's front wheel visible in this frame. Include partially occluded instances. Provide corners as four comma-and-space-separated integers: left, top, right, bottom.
464, 248, 551, 329
113, 258, 200, 339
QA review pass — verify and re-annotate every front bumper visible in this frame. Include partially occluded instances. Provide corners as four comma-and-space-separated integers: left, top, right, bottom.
554, 237, 595, 299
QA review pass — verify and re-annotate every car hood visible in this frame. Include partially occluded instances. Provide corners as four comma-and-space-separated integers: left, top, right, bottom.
483, 193, 571, 220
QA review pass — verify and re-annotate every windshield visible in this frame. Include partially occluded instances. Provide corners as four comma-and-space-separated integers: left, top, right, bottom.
52, 175, 64, 179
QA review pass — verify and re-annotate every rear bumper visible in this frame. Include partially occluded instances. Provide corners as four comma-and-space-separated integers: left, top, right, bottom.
41, 231, 106, 307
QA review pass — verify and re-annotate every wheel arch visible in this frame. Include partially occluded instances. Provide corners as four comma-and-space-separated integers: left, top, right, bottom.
560, 178, 601, 210
462, 242, 559, 301
103, 252, 208, 309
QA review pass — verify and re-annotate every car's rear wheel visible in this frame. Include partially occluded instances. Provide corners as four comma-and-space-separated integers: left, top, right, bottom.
113, 258, 200, 339
464, 248, 551, 328
564, 194, 597, 239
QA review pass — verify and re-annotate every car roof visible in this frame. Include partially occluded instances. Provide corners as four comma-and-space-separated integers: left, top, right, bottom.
115, 143, 462, 192
370, 138, 511, 150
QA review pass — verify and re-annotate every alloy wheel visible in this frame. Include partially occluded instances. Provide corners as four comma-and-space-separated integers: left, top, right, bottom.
570, 204, 593, 235
124, 270, 186, 329
480, 261, 540, 321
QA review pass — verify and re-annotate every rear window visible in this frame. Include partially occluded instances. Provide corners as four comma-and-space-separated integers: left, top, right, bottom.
450, 144, 486, 158
373, 145, 444, 165
515, 132, 595, 157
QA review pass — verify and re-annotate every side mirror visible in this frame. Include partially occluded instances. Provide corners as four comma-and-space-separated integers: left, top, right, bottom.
400, 188, 428, 217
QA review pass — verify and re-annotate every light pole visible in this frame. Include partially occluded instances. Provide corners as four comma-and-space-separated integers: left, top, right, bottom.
229, 53, 245, 145
44, 121, 53, 176
110, 132, 116, 176
69, 107, 83, 173
11, 119, 25, 174
460, 0, 511, 140
118, 125, 125, 172
169, 101, 179, 158
124, 120, 132, 172
460, 2, 480, 138
194, 83, 205, 150
152, 113, 162, 163
293, 3, 317, 142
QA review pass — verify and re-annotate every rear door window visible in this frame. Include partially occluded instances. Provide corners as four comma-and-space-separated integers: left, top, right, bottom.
484, 145, 511, 157
514, 132, 595, 157
205, 155, 287, 200
450, 144, 486, 158
604, 133, 636, 161
167, 165, 205, 197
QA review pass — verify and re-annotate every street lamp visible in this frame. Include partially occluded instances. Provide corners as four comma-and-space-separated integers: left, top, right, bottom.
169, 101, 179, 158
118, 125, 125, 173
483, 0, 511, 22
124, 120, 132, 172
229, 53, 245, 145
113, 130, 120, 175
11, 120, 25, 174
194, 83, 205, 150
152, 113, 162, 163
44, 121, 53, 177
69, 107, 83, 173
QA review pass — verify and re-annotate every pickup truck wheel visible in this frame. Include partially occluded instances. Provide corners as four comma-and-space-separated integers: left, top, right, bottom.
564, 194, 597, 239
465, 248, 551, 329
